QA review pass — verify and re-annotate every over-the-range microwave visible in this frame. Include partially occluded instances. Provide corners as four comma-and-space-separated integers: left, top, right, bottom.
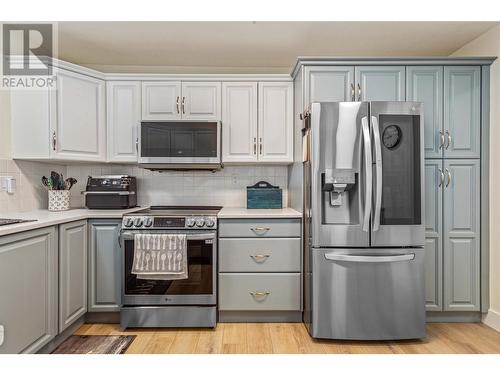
138, 121, 222, 170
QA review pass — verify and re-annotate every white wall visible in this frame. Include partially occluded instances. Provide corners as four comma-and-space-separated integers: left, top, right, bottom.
451, 24, 500, 329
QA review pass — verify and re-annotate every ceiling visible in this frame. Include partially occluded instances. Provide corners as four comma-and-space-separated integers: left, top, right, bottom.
57, 21, 498, 73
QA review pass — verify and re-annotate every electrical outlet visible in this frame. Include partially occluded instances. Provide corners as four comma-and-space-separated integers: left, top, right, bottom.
0, 324, 4, 347
0, 176, 16, 194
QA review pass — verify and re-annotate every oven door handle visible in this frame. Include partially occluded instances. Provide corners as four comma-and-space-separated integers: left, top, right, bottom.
119, 231, 216, 242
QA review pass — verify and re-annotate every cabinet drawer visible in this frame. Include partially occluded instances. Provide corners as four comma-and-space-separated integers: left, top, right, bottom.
219, 273, 300, 311
219, 238, 300, 272
219, 219, 300, 238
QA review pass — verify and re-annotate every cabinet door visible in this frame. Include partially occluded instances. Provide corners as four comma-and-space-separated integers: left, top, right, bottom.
407, 66, 444, 158
355, 66, 405, 101
222, 82, 258, 162
444, 66, 481, 158
304, 66, 354, 104
0, 227, 57, 354
141, 81, 181, 120
107, 81, 141, 162
88, 220, 121, 312
51, 69, 106, 161
424, 160, 443, 311
181, 82, 221, 121
59, 220, 87, 332
258, 82, 294, 163
443, 160, 480, 311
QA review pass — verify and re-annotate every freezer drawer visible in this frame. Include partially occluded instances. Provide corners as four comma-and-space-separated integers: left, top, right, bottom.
311, 247, 425, 340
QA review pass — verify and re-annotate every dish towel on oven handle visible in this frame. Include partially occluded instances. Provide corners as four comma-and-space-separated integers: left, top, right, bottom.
132, 233, 188, 280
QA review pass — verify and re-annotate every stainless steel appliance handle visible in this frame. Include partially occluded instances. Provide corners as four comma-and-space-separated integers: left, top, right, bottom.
324, 253, 415, 263
81, 191, 135, 195
120, 231, 216, 241
439, 130, 445, 149
438, 168, 444, 187
371, 115, 383, 232
361, 116, 372, 232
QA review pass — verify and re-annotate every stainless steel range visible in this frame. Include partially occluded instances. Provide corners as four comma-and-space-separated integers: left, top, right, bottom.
119, 206, 220, 329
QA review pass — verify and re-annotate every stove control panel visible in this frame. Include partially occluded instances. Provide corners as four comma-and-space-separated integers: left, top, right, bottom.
122, 215, 217, 229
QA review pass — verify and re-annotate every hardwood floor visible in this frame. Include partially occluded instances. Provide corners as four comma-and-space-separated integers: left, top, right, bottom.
74, 322, 500, 354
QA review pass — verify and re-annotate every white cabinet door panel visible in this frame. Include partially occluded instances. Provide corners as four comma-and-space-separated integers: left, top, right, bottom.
51, 70, 106, 161
181, 82, 221, 121
258, 82, 293, 163
142, 82, 181, 120
222, 82, 258, 162
107, 81, 141, 162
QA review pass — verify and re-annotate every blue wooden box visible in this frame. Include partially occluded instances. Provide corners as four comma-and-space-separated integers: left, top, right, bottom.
246, 181, 282, 209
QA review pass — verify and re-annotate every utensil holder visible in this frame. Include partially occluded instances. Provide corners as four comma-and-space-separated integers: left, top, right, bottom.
48, 190, 70, 211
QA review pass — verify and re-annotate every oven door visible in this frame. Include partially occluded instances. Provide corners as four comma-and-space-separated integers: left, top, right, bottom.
120, 230, 217, 306
138, 121, 221, 166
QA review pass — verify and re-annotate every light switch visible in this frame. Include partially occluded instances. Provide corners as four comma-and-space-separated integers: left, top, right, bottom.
0, 176, 16, 194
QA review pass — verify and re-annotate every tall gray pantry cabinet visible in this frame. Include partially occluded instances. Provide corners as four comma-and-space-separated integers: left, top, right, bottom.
289, 57, 494, 321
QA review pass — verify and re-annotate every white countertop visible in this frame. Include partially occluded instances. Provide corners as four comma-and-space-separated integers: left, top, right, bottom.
0, 207, 144, 237
217, 207, 302, 219
1, 206, 302, 237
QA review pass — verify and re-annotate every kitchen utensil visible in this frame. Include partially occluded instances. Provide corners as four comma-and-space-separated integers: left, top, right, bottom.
65, 177, 77, 190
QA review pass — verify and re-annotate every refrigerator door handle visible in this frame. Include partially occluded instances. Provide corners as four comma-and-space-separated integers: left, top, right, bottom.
324, 253, 415, 263
361, 116, 372, 232
371, 115, 383, 232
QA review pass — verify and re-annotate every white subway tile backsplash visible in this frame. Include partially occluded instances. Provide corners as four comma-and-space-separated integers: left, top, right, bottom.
0, 160, 289, 213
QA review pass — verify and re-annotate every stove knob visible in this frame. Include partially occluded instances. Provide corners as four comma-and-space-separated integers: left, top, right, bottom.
205, 217, 215, 227
195, 217, 205, 227
124, 218, 134, 227
186, 218, 196, 227
133, 218, 143, 227
143, 217, 153, 228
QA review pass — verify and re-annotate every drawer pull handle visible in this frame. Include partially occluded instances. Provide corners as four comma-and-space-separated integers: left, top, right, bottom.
250, 291, 270, 299
251, 227, 270, 234
250, 254, 270, 262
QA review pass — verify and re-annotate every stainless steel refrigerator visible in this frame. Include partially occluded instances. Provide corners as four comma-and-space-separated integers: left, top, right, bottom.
303, 101, 426, 340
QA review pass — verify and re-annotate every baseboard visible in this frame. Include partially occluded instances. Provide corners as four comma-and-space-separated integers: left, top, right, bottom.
219, 311, 302, 323
86, 312, 120, 324
426, 311, 481, 323
482, 309, 500, 332
37, 316, 85, 354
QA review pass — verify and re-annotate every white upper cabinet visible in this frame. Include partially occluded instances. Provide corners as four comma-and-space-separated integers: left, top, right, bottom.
51, 69, 106, 161
11, 68, 105, 161
258, 82, 294, 163
141, 81, 181, 120
107, 81, 141, 162
181, 82, 221, 121
222, 82, 258, 162
141, 81, 221, 121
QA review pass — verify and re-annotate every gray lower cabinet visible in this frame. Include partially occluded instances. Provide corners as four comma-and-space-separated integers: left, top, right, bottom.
424, 160, 443, 311
218, 218, 301, 320
59, 220, 88, 332
355, 66, 405, 101
424, 159, 480, 312
443, 159, 480, 311
0, 226, 58, 354
88, 219, 121, 312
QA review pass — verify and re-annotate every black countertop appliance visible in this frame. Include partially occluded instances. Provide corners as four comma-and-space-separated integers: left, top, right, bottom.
83, 175, 137, 209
